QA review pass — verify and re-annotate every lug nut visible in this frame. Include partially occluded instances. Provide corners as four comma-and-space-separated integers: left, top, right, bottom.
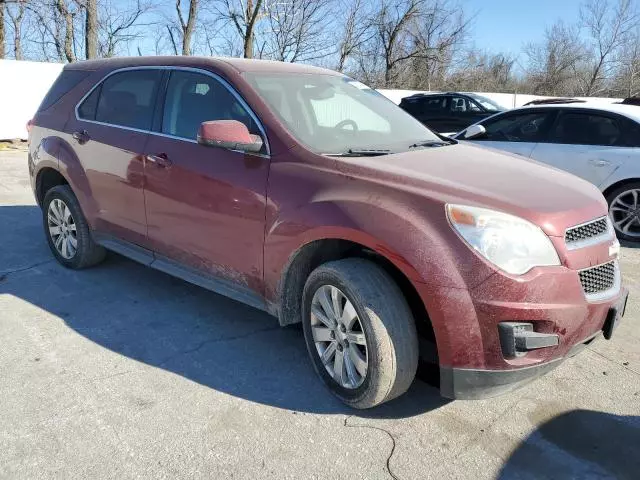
339, 324, 346, 333
337, 343, 343, 352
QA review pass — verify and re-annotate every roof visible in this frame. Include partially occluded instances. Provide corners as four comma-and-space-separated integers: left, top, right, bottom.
519, 101, 640, 123
65, 55, 340, 76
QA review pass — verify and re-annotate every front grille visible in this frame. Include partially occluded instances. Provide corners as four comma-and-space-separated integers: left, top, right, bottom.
578, 261, 617, 295
565, 217, 609, 244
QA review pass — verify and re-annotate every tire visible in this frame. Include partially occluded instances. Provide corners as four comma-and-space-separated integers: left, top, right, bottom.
302, 258, 419, 409
42, 185, 106, 269
606, 181, 640, 242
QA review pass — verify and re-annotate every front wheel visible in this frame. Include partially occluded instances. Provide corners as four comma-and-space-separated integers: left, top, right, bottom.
302, 258, 418, 409
607, 182, 640, 242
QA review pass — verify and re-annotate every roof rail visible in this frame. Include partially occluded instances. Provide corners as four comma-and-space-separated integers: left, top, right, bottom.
523, 98, 586, 106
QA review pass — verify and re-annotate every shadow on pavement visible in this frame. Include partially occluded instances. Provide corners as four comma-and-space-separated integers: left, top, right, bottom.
0, 205, 448, 419
499, 409, 640, 480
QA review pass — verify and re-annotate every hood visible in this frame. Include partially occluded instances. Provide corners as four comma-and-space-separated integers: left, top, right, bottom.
333, 143, 607, 237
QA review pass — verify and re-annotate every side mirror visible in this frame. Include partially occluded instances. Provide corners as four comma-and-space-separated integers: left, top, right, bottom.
463, 124, 486, 140
197, 120, 263, 154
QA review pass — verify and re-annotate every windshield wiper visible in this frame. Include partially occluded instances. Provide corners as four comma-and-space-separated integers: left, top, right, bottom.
325, 149, 392, 157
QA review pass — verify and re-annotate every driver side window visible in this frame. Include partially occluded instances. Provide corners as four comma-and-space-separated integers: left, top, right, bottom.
481, 111, 552, 142
162, 70, 256, 140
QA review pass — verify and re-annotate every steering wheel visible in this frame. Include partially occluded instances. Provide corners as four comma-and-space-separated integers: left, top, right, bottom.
334, 119, 358, 132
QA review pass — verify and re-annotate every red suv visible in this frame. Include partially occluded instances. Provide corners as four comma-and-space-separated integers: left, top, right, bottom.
29, 57, 627, 408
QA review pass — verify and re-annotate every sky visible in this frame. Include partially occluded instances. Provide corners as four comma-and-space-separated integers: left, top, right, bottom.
464, 0, 584, 55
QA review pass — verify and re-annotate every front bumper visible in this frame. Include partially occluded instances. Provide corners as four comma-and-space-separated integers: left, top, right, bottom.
438, 287, 628, 399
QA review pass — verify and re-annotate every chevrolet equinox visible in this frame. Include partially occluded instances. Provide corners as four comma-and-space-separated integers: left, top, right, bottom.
28, 57, 628, 408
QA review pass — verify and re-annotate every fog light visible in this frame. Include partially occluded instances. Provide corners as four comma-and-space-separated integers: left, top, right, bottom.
498, 322, 559, 358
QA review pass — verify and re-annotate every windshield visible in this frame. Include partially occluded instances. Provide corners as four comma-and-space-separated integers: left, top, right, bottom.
467, 94, 504, 112
243, 73, 442, 155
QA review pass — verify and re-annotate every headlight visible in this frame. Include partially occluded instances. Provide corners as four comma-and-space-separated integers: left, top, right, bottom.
446, 204, 560, 275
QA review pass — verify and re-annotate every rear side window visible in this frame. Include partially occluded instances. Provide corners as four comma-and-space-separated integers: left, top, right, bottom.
624, 119, 640, 147
161, 70, 256, 140
480, 111, 552, 142
550, 112, 623, 146
78, 70, 162, 130
402, 96, 446, 115
38, 70, 90, 112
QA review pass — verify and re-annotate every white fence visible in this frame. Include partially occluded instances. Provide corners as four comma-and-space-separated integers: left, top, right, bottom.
377, 89, 622, 107
0, 59, 624, 140
0, 59, 64, 140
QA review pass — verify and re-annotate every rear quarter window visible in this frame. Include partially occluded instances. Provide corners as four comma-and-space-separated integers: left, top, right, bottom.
38, 70, 91, 112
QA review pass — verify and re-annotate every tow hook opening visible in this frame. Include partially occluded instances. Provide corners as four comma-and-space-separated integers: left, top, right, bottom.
498, 322, 559, 358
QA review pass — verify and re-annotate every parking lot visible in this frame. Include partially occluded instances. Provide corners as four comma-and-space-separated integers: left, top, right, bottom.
1, 148, 639, 480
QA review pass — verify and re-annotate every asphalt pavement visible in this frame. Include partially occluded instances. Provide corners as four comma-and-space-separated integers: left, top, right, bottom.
1, 149, 639, 479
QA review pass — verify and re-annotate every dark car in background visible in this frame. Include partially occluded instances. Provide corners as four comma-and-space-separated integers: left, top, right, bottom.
399, 92, 505, 133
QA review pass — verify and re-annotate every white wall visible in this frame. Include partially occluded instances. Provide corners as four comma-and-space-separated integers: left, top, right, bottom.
0, 59, 625, 140
0, 59, 64, 140
377, 89, 622, 107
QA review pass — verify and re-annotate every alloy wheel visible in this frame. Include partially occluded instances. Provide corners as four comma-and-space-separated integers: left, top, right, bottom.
310, 285, 368, 389
47, 198, 78, 259
609, 189, 640, 238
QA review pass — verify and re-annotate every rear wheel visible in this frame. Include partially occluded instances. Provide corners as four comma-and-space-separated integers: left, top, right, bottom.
302, 258, 418, 409
607, 182, 640, 242
43, 185, 105, 269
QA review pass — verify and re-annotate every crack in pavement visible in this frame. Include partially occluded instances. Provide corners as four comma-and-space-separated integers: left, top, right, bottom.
0, 260, 54, 281
157, 325, 282, 367
343, 415, 400, 480
588, 347, 640, 376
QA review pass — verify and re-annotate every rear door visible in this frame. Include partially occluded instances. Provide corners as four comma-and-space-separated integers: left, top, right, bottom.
69, 69, 162, 246
403, 95, 449, 132
529, 110, 630, 187
142, 68, 270, 297
466, 109, 557, 158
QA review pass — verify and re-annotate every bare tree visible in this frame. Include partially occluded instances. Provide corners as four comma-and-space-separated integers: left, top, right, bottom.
0, 1, 6, 59
262, 0, 334, 62
446, 50, 516, 92
84, 0, 97, 58
6, 0, 27, 59
174, 0, 198, 55
408, 0, 470, 90
215, 0, 264, 58
98, 0, 151, 57
613, 28, 640, 97
579, 0, 639, 95
370, 0, 422, 86
524, 21, 587, 95
55, 0, 77, 61
336, 0, 373, 72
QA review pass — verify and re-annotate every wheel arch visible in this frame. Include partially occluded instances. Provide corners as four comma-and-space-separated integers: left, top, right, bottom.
602, 177, 640, 201
35, 167, 69, 206
277, 237, 438, 367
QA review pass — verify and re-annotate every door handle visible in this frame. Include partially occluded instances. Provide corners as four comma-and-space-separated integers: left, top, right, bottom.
145, 153, 172, 169
72, 129, 90, 144
589, 158, 610, 167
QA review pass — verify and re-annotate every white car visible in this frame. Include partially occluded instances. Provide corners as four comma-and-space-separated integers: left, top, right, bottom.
454, 100, 640, 241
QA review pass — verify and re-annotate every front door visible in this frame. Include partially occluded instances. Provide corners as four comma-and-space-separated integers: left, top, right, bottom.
143, 69, 270, 296
529, 111, 628, 187
69, 69, 163, 246
467, 109, 557, 159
